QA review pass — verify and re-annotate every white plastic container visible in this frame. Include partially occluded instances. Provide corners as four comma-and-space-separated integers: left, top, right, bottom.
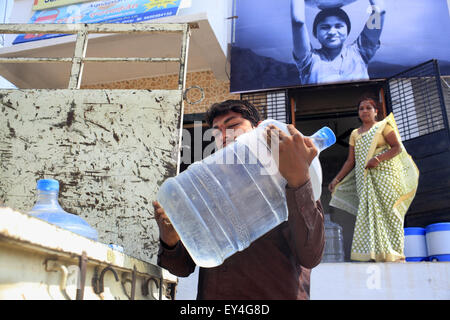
404, 227, 428, 262
157, 120, 336, 267
425, 223, 450, 261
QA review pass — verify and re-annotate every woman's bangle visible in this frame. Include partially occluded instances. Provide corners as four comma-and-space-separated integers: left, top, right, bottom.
334, 177, 340, 183
374, 156, 381, 163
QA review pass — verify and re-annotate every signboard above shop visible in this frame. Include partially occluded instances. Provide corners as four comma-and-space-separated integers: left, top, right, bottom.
230, 0, 450, 93
15, 0, 182, 44
32, 0, 93, 11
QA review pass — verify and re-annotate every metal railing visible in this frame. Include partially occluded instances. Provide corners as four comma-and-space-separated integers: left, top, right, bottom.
241, 89, 291, 123
0, 23, 194, 90
386, 59, 449, 141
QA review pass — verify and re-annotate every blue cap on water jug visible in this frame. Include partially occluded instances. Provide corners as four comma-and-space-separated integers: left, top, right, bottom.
310, 126, 336, 152
37, 179, 59, 191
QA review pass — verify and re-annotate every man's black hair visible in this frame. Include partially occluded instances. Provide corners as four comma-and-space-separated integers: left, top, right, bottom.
205, 100, 261, 128
313, 8, 351, 38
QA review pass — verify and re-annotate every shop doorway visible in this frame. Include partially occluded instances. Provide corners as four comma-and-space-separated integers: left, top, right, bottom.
289, 81, 385, 261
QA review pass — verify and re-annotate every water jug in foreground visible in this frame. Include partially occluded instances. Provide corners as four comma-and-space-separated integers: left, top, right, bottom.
157, 120, 335, 267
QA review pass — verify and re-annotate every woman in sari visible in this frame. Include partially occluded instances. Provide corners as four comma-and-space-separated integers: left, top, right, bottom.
328, 97, 419, 262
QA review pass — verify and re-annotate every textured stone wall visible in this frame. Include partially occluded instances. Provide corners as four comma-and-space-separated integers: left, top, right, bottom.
83, 70, 239, 115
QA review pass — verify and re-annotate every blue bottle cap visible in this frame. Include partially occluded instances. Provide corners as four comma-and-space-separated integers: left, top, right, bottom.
37, 179, 59, 191
310, 126, 336, 152
108, 244, 124, 252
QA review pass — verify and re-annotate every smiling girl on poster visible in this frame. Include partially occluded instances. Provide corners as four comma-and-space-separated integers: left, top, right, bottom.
290, 0, 385, 85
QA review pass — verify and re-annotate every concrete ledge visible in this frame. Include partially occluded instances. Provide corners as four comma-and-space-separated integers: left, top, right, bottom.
311, 262, 450, 300
0, 207, 176, 282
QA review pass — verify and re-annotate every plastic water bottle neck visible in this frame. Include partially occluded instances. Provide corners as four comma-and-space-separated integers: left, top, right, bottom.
308, 127, 336, 153
34, 189, 63, 209
255, 120, 336, 153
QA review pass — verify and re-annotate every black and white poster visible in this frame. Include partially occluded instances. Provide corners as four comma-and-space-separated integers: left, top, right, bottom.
230, 0, 450, 92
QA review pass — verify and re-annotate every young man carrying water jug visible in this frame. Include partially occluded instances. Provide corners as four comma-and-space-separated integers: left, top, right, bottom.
152, 100, 325, 300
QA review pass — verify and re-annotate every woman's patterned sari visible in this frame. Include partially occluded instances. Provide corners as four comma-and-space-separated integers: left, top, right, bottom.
330, 113, 419, 261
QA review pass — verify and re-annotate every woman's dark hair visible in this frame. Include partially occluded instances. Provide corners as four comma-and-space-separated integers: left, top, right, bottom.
313, 8, 351, 38
357, 97, 382, 121
205, 100, 261, 128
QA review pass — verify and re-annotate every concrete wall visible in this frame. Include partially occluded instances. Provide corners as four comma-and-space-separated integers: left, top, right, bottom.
177, 0, 233, 56
311, 262, 450, 300
83, 70, 239, 114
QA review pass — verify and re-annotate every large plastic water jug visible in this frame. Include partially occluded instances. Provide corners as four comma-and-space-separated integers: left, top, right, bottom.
28, 179, 98, 241
157, 119, 336, 267
321, 213, 345, 262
